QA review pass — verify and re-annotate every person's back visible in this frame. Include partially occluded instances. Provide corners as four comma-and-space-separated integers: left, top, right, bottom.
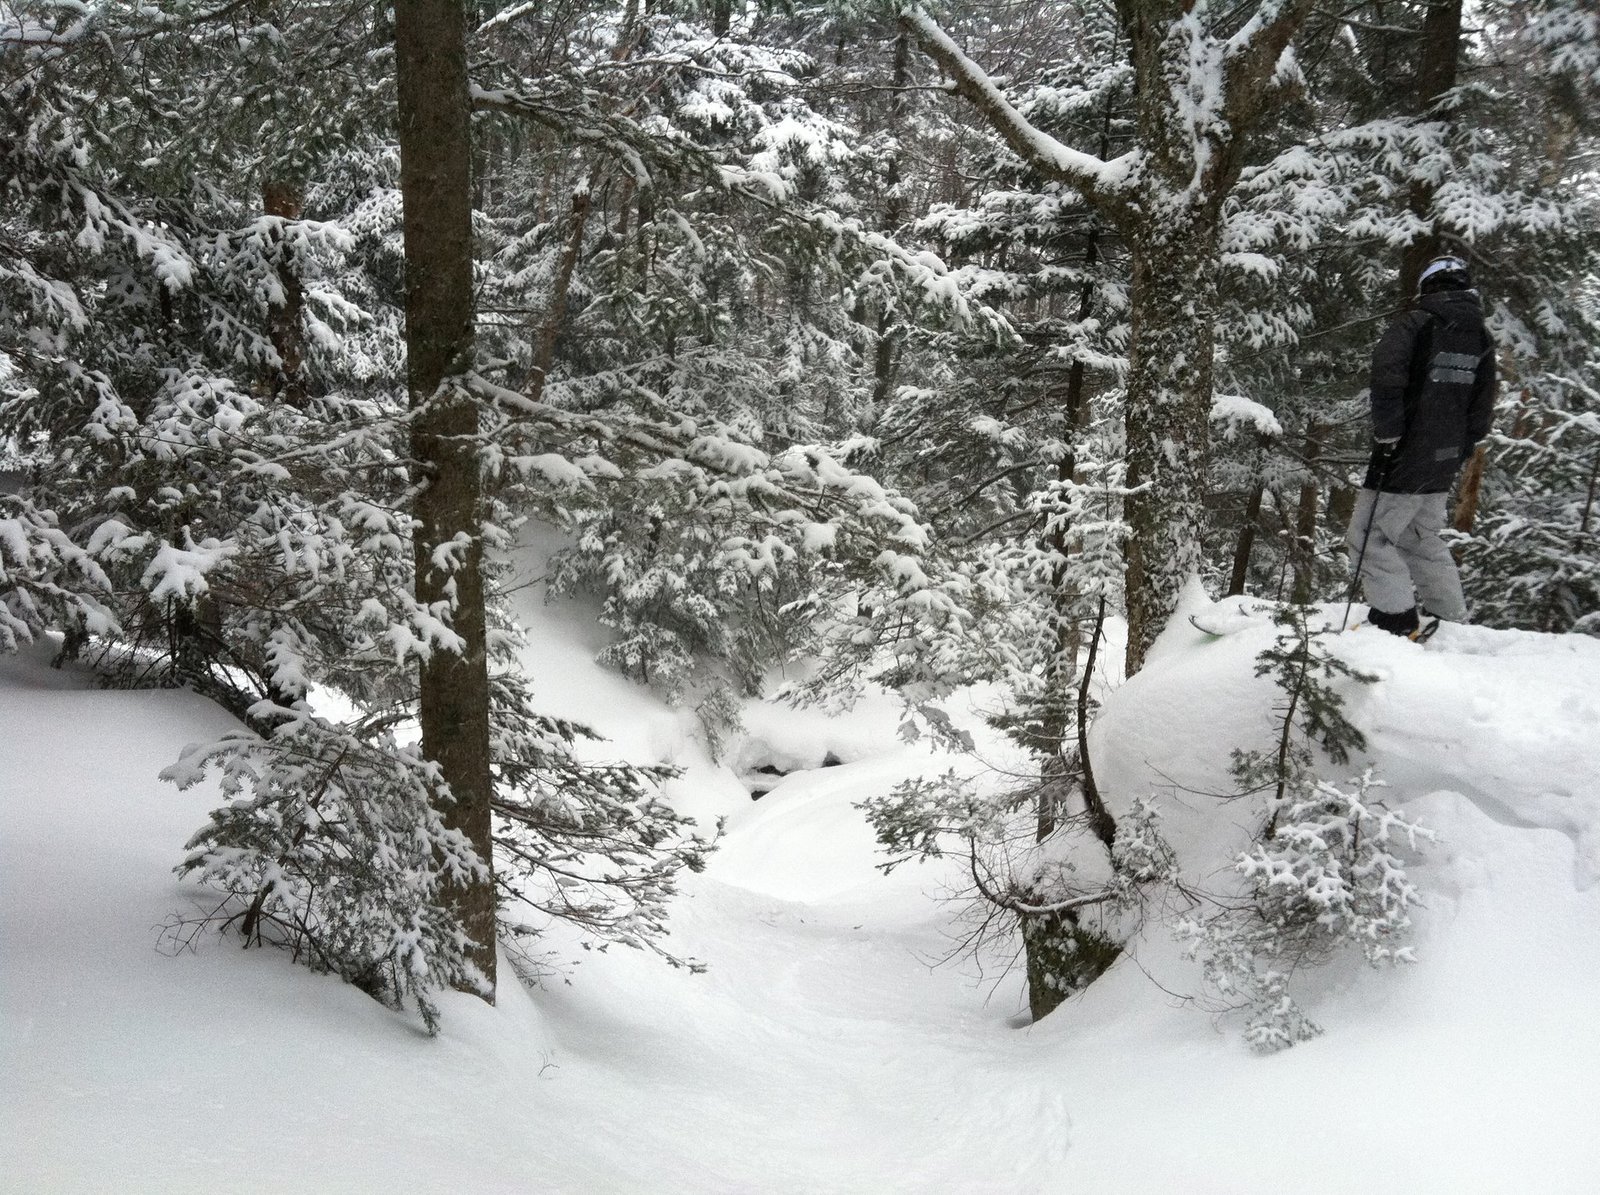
1348, 255, 1497, 636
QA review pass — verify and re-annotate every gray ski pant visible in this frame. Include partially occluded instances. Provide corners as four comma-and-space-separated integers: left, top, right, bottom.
1346, 489, 1468, 621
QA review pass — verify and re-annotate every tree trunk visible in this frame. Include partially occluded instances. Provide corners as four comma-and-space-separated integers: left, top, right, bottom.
1290, 422, 1326, 604
263, 180, 307, 406
1122, 212, 1221, 674
1398, 0, 1463, 299
529, 185, 592, 398
1038, 231, 1115, 846
1022, 909, 1120, 1022
1114, 0, 1295, 673
1452, 444, 1487, 533
1228, 482, 1265, 596
1023, 233, 1118, 1011
396, 0, 497, 999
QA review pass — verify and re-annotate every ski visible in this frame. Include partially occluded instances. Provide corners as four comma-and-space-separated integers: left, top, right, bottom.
1188, 613, 1253, 638
1186, 601, 1282, 639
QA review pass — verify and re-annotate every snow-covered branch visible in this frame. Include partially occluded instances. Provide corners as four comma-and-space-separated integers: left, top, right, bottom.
1220, 0, 1317, 131
898, 6, 1136, 205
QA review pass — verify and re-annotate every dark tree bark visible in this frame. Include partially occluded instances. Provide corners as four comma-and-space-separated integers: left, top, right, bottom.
1119, 210, 1223, 671
1038, 225, 1116, 851
1228, 482, 1266, 597
1114, 0, 1319, 673
1022, 909, 1121, 1022
904, 0, 1320, 1015
396, 0, 497, 999
530, 185, 592, 396
1290, 422, 1326, 604
263, 180, 307, 406
1398, 0, 1464, 299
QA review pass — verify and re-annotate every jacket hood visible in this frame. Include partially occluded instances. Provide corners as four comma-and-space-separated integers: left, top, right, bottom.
1417, 289, 1483, 323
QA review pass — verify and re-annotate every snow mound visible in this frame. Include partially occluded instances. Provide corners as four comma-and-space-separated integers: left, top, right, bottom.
712, 751, 934, 902
1096, 597, 1600, 887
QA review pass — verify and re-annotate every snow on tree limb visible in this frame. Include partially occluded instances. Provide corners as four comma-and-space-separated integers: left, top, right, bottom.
898, 7, 1137, 203
1211, 394, 1283, 440
0, 502, 119, 650
1218, 0, 1317, 131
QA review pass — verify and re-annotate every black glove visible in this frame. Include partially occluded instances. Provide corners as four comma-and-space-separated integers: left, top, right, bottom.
1373, 436, 1400, 467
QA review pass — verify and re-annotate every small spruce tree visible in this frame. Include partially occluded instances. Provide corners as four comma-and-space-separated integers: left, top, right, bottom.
1178, 605, 1432, 1051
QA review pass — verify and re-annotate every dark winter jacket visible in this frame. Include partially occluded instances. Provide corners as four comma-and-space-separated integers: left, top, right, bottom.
1364, 289, 1497, 493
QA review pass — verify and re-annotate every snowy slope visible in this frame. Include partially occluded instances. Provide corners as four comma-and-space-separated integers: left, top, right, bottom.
4, 588, 1599, 1193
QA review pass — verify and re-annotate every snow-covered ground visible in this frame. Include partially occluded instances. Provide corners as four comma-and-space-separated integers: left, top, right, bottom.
4, 585, 1599, 1193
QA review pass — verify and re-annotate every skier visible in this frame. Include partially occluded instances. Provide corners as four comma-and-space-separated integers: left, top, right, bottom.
1347, 254, 1497, 637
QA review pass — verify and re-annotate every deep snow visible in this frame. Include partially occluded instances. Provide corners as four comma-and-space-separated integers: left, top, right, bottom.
4, 584, 1599, 1193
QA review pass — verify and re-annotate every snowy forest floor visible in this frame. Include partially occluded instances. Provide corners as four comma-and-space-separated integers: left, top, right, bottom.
4, 578, 1600, 1194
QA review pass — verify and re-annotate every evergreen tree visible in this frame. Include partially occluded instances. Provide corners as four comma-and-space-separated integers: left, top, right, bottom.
900, 1, 1320, 675
1178, 605, 1429, 1052
1, 0, 720, 1024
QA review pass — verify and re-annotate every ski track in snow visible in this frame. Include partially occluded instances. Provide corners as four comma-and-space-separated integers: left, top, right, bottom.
4, 590, 1600, 1193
